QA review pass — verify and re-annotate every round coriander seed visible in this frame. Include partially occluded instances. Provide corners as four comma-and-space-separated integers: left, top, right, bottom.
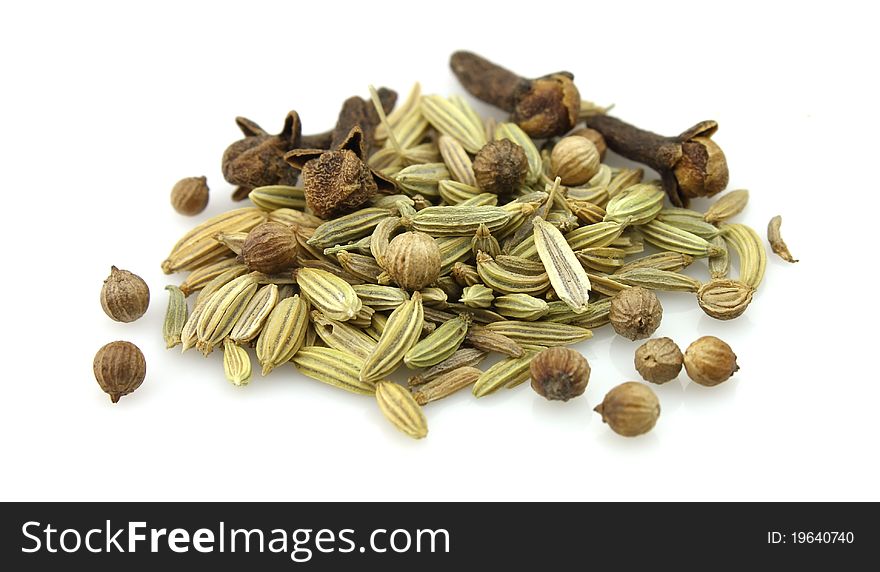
170, 176, 209, 216
472, 139, 529, 195
93, 341, 146, 403
594, 382, 660, 437
100, 266, 150, 323
634, 337, 683, 384
241, 222, 299, 274
529, 347, 591, 401
684, 336, 739, 386
384, 232, 441, 291
609, 286, 662, 340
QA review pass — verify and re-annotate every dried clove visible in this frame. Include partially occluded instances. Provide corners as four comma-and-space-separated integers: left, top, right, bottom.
450, 51, 580, 138
285, 126, 396, 219
587, 115, 729, 207
330, 87, 397, 152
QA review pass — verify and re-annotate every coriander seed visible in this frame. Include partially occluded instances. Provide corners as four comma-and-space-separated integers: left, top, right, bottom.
100, 266, 150, 323
634, 337, 683, 384
170, 176, 209, 216
93, 341, 147, 403
529, 347, 591, 401
550, 136, 601, 186
241, 222, 299, 274
609, 286, 662, 340
684, 336, 739, 386
384, 232, 441, 291
472, 139, 529, 195
594, 382, 660, 437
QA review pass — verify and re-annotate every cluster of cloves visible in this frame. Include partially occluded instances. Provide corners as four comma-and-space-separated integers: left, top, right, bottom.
220, 89, 397, 203
450, 50, 729, 207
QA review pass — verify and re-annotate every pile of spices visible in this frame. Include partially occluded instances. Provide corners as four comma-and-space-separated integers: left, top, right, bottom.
97, 51, 796, 438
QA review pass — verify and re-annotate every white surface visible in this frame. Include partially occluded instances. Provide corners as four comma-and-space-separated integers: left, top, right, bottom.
1, 0, 877, 501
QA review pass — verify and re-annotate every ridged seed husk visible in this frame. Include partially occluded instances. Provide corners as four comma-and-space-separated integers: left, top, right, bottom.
704, 189, 749, 224
268, 208, 324, 229
337, 251, 384, 282
310, 310, 378, 360
465, 326, 524, 357
292, 347, 375, 395
575, 247, 627, 273
393, 162, 449, 197
180, 298, 208, 353
697, 278, 755, 320
485, 321, 592, 346
616, 252, 694, 275
612, 268, 702, 293
533, 216, 592, 313
307, 207, 395, 249
473, 347, 543, 398
656, 208, 720, 239
223, 339, 252, 386
420, 94, 487, 154
603, 184, 665, 226
352, 284, 409, 310
162, 207, 267, 274
708, 235, 730, 279
438, 135, 476, 186
370, 216, 402, 267
248, 185, 306, 211
405, 206, 511, 236
195, 273, 260, 355
639, 219, 721, 257
229, 283, 279, 343
494, 294, 549, 320
413, 367, 482, 405
407, 348, 488, 386
720, 223, 767, 289
296, 267, 363, 321
564, 220, 629, 251
178, 257, 242, 297
375, 381, 428, 439
438, 237, 474, 275
255, 294, 309, 375
476, 251, 549, 295
404, 314, 470, 369
585, 272, 629, 296
360, 292, 424, 383
163, 285, 188, 349
439, 180, 484, 204
195, 265, 249, 306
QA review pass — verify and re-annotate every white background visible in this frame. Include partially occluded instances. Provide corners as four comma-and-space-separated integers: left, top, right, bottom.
1, 0, 877, 501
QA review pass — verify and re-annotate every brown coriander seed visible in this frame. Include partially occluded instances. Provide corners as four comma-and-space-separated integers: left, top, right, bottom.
93, 341, 147, 403
550, 136, 601, 186
684, 336, 739, 386
241, 222, 299, 274
384, 232, 441, 291
170, 176, 209, 216
634, 338, 683, 384
473, 139, 529, 195
529, 347, 591, 401
100, 266, 150, 323
594, 382, 660, 437
609, 287, 662, 341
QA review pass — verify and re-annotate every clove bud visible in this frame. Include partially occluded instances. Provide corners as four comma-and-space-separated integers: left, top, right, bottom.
587, 115, 729, 207
450, 51, 580, 139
